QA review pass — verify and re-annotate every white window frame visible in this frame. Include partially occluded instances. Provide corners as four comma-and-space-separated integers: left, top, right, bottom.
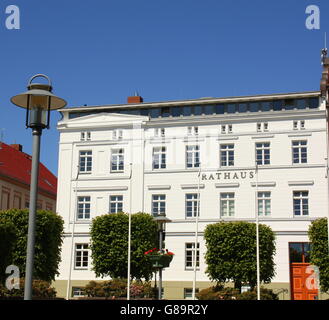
293, 120, 305, 130
221, 125, 226, 134
255, 142, 270, 165
111, 148, 124, 172
220, 193, 235, 217
293, 191, 309, 216
109, 195, 123, 214
185, 193, 199, 218
152, 194, 166, 216
74, 244, 89, 269
152, 146, 166, 169
221, 124, 232, 134
220, 144, 234, 167
77, 196, 91, 220
185, 243, 200, 270
79, 150, 92, 173
112, 129, 123, 140
187, 126, 198, 136
80, 131, 91, 141
155, 128, 165, 137
184, 288, 199, 300
186, 145, 200, 168
292, 140, 307, 164
257, 192, 271, 216
257, 122, 268, 132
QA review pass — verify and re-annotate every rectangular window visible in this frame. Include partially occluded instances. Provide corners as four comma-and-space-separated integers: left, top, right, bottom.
13, 194, 21, 209
289, 242, 311, 263
257, 192, 271, 216
185, 243, 200, 269
186, 145, 200, 168
75, 244, 89, 269
187, 126, 198, 136
221, 125, 232, 134
220, 193, 235, 217
72, 287, 86, 298
152, 147, 166, 169
109, 195, 123, 213
152, 195, 166, 216
293, 191, 309, 216
155, 128, 165, 137
184, 288, 199, 300
221, 125, 226, 134
292, 141, 307, 164
220, 144, 234, 167
79, 151, 92, 173
185, 194, 199, 218
77, 196, 91, 220
263, 122, 268, 131
255, 142, 270, 165
257, 122, 268, 132
161, 107, 170, 117
111, 149, 124, 172
112, 129, 123, 140
80, 131, 91, 141
293, 120, 305, 130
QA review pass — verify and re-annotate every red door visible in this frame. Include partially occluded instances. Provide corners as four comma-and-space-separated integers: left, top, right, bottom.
291, 264, 318, 300
289, 243, 319, 300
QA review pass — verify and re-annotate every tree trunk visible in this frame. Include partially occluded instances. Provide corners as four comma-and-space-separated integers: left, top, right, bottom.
234, 281, 242, 293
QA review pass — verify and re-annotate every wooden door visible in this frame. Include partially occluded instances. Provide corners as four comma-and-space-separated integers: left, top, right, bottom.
291, 264, 319, 300
289, 243, 319, 300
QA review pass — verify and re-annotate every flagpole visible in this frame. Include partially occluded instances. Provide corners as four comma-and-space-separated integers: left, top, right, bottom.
127, 163, 132, 300
255, 162, 261, 300
192, 166, 201, 300
66, 165, 79, 300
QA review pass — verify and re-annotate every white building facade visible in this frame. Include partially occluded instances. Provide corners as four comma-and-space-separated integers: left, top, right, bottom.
54, 91, 329, 300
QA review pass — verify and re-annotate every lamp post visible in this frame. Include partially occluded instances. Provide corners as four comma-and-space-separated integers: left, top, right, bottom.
153, 213, 171, 300
10, 74, 66, 300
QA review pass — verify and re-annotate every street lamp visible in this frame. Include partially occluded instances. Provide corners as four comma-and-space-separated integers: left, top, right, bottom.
10, 74, 66, 300
153, 213, 172, 300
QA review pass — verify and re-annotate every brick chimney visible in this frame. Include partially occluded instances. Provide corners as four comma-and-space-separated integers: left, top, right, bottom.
320, 57, 329, 99
127, 92, 143, 104
10, 144, 23, 152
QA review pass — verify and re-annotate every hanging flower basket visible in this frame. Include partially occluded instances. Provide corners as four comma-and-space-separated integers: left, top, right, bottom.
144, 248, 174, 268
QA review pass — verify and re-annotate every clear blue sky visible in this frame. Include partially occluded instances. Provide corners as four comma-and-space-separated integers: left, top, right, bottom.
0, 0, 328, 175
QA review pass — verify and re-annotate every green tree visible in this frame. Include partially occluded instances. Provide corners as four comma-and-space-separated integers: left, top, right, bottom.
204, 221, 276, 291
90, 212, 158, 280
308, 218, 329, 292
0, 209, 64, 282
0, 217, 17, 284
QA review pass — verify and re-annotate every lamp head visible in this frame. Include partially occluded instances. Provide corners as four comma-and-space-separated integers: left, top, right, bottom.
10, 74, 67, 129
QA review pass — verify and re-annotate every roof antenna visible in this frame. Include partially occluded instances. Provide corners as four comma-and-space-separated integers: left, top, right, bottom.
321, 32, 328, 66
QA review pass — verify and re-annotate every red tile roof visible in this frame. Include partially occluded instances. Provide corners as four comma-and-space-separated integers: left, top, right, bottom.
0, 142, 57, 196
